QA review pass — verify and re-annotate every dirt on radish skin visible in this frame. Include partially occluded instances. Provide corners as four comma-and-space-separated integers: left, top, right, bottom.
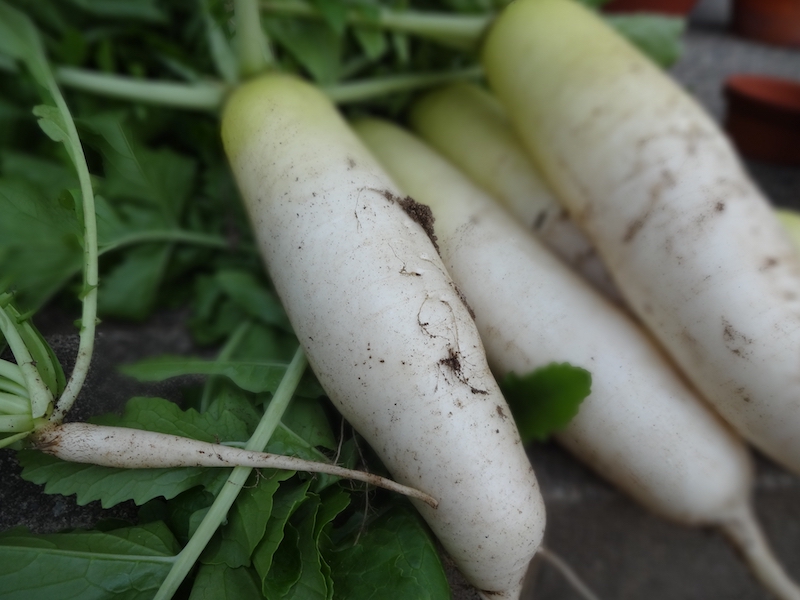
221, 73, 545, 599
482, 0, 800, 479
354, 117, 800, 600
409, 82, 623, 304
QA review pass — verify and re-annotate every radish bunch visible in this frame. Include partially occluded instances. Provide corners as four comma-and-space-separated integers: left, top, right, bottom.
482, 0, 800, 478
355, 116, 800, 600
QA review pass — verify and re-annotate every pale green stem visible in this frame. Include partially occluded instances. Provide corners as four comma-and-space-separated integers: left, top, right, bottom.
0, 308, 52, 419
154, 346, 308, 600
234, 0, 273, 77
54, 64, 484, 108
43, 66, 99, 424
0, 430, 35, 449
261, 0, 490, 50
0, 392, 30, 414
0, 358, 26, 387
0, 378, 28, 399
199, 320, 253, 413
0, 414, 34, 432
324, 66, 484, 103
56, 67, 226, 112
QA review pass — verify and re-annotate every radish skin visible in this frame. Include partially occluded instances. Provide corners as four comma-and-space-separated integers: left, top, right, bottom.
409, 83, 621, 302
220, 73, 545, 599
32, 422, 438, 507
354, 117, 800, 600
482, 0, 800, 477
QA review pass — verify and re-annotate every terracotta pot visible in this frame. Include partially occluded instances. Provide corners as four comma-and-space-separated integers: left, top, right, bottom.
724, 74, 800, 165
732, 0, 800, 47
601, 0, 698, 15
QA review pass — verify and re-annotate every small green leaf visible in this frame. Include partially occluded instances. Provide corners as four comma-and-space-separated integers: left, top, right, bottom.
189, 563, 263, 600
253, 480, 312, 585
92, 396, 252, 443
325, 505, 450, 600
98, 245, 172, 320
120, 356, 324, 398
0, 1, 53, 89
353, 26, 388, 61
18, 450, 227, 508
499, 363, 591, 442
0, 522, 178, 600
265, 18, 343, 84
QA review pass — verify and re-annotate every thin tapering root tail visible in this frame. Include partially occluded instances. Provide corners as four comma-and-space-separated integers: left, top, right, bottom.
720, 504, 800, 600
32, 422, 439, 508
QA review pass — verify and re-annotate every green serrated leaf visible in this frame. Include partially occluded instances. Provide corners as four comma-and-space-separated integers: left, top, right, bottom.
120, 356, 324, 398
499, 363, 592, 443
325, 505, 450, 600
202, 470, 293, 568
18, 450, 228, 508
0, 522, 178, 600
92, 396, 252, 443
253, 480, 312, 586
18, 396, 255, 507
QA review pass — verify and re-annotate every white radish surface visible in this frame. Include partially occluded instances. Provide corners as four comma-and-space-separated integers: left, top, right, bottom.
221, 73, 545, 599
354, 117, 800, 600
482, 0, 800, 478
409, 82, 621, 302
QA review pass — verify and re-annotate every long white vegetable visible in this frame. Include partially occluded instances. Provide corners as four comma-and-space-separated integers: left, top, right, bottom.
482, 0, 800, 477
409, 82, 620, 302
32, 422, 438, 506
354, 117, 800, 600
220, 73, 545, 599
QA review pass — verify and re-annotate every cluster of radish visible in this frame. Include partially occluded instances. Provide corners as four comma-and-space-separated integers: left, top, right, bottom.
6, 0, 800, 597
222, 0, 800, 596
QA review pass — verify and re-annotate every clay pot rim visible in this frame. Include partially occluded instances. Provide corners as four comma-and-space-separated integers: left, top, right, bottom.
724, 74, 800, 118
601, 0, 698, 15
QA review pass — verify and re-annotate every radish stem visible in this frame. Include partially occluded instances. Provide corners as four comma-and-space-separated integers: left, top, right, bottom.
55, 65, 484, 109
152, 345, 304, 600
234, 0, 273, 77
0, 358, 26, 387
0, 392, 29, 414
0, 305, 52, 419
323, 67, 482, 103
0, 415, 34, 431
55, 67, 226, 111
261, 0, 489, 50
45, 69, 98, 425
